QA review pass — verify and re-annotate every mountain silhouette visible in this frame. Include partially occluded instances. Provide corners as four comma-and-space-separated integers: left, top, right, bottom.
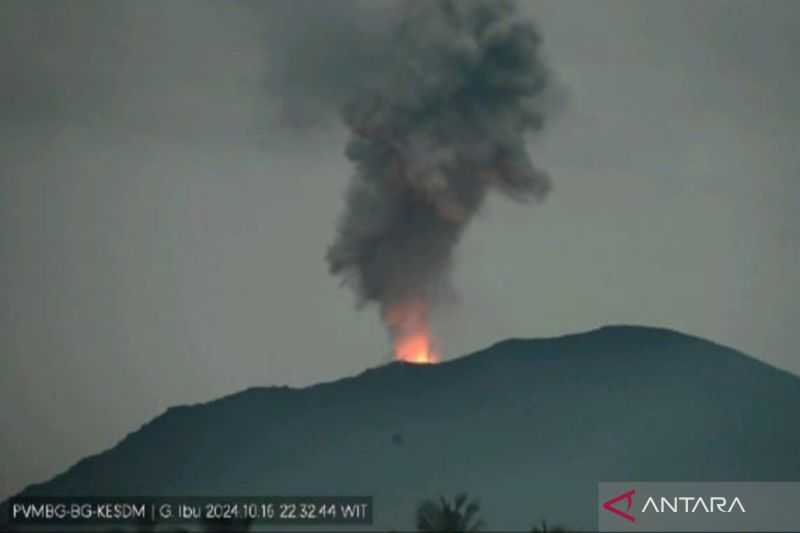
3, 325, 800, 531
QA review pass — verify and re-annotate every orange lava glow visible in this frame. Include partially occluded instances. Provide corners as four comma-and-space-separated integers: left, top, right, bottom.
394, 331, 440, 364
384, 298, 441, 364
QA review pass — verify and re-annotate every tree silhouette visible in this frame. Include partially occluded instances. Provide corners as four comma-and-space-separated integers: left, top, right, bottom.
415, 492, 484, 532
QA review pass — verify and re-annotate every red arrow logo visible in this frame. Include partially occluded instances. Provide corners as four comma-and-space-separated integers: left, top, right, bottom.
602, 489, 636, 523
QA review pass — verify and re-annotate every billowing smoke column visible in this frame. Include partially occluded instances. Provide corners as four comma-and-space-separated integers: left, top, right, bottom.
326, 0, 554, 362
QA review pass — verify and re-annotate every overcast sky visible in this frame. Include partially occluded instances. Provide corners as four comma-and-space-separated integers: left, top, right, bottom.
1, 0, 798, 502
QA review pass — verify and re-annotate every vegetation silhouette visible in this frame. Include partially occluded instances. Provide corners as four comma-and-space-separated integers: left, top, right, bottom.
410, 493, 574, 532
415, 492, 484, 532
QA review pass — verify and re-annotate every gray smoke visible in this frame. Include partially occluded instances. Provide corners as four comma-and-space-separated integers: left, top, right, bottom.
270, 0, 558, 344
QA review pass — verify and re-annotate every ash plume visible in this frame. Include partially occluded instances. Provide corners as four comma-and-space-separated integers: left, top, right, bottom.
269, 0, 558, 346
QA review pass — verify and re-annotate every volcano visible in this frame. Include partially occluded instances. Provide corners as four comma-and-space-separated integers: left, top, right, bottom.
3, 325, 800, 531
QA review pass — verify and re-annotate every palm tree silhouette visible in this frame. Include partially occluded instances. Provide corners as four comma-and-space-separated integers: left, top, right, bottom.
415, 492, 484, 532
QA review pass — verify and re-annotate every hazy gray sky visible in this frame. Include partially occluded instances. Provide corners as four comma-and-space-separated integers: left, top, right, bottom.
1, 0, 798, 502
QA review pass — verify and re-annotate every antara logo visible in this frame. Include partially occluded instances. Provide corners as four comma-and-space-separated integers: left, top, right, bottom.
602, 489, 747, 523
602, 489, 637, 522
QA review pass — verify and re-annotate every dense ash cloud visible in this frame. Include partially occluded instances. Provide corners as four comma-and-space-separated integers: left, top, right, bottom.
268, 0, 558, 339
